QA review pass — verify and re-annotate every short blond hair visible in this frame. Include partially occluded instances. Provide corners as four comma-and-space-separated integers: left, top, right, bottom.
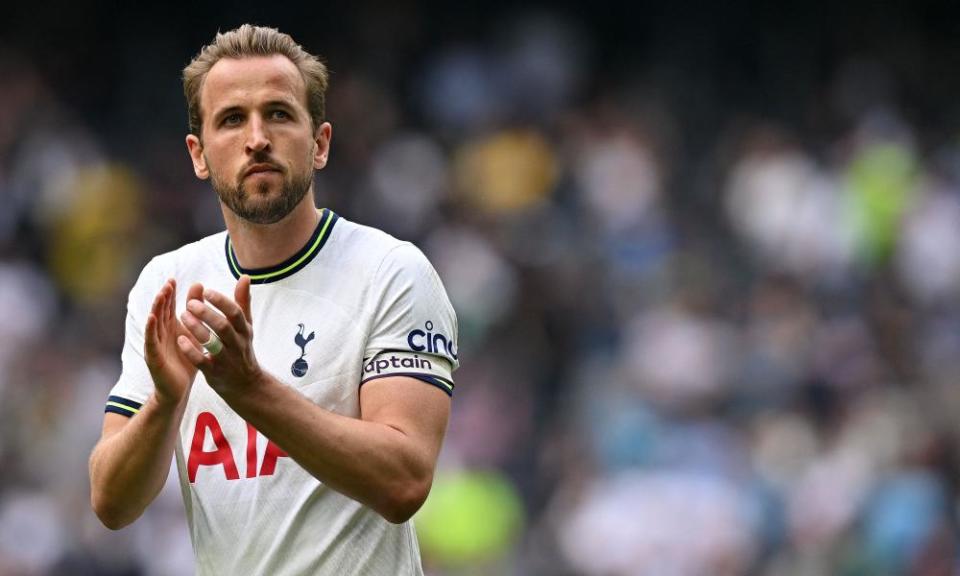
182, 24, 329, 136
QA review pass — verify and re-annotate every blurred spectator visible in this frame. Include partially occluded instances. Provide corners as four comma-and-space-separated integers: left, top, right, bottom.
621, 299, 738, 411
896, 177, 960, 306
557, 471, 758, 576
724, 125, 854, 279
453, 128, 558, 215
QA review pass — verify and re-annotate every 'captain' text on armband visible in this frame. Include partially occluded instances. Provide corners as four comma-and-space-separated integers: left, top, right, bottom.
364, 354, 433, 376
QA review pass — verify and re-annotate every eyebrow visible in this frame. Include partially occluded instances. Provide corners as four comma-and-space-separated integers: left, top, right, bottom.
210, 99, 299, 122
262, 99, 298, 111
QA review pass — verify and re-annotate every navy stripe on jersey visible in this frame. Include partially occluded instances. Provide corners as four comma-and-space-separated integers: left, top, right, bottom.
360, 372, 454, 397
104, 395, 143, 417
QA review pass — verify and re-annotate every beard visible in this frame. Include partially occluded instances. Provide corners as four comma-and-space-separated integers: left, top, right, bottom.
209, 155, 314, 225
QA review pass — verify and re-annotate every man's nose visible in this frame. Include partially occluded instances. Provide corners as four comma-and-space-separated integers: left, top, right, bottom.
245, 115, 271, 153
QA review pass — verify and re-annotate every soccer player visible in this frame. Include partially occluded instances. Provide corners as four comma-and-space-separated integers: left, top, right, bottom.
88, 25, 458, 575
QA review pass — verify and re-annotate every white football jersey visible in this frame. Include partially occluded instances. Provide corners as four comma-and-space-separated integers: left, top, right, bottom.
106, 209, 458, 576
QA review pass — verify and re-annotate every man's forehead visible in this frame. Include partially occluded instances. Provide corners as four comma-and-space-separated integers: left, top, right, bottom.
201, 55, 306, 111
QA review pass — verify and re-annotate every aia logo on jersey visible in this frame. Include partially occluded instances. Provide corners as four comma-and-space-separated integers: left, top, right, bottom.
292, 323, 315, 377
187, 412, 289, 483
407, 320, 457, 360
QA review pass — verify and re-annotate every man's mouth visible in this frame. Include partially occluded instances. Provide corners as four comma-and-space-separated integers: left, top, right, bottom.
244, 163, 282, 177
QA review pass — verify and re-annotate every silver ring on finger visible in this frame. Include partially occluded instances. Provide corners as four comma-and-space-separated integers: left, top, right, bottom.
202, 331, 223, 356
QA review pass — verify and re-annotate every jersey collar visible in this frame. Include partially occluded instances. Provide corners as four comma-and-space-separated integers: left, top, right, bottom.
224, 208, 338, 284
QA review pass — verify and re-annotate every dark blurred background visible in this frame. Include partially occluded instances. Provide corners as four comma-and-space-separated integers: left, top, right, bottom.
3, 1, 960, 574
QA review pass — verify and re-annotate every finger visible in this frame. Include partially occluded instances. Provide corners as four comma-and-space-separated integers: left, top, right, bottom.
161, 281, 174, 338
167, 279, 178, 324
177, 334, 209, 368
181, 308, 215, 344
187, 282, 204, 305
186, 298, 232, 337
177, 319, 203, 348
144, 312, 160, 363
153, 283, 170, 341
235, 275, 252, 324
178, 282, 205, 346
183, 283, 203, 329
202, 288, 248, 336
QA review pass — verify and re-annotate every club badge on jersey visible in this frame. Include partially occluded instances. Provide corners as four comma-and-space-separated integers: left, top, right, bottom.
292, 323, 315, 377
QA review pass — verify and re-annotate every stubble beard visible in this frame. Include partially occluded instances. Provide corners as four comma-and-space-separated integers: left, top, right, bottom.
210, 158, 314, 225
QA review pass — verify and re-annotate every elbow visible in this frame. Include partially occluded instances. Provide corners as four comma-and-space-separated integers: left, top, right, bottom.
98, 515, 131, 531
90, 491, 137, 531
378, 477, 432, 525
380, 499, 425, 525
92, 507, 128, 531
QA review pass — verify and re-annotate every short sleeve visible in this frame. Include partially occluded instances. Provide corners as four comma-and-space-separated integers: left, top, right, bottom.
362, 243, 459, 396
105, 257, 166, 417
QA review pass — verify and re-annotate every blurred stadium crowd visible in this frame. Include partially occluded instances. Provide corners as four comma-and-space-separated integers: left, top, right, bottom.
3, 2, 960, 575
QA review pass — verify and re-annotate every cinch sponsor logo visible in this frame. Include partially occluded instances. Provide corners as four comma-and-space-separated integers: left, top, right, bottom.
407, 321, 458, 359
365, 355, 433, 375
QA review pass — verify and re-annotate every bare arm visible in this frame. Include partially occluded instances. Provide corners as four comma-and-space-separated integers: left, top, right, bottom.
88, 398, 186, 529
223, 373, 448, 523
178, 277, 451, 523
89, 280, 201, 529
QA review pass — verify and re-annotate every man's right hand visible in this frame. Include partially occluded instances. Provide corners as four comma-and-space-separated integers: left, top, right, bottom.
144, 279, 203, 406
90, 278, 203, 529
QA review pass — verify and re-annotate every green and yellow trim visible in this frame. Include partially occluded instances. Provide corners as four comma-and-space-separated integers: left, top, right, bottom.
105, 395, 143, 418
225, 208, 338, 285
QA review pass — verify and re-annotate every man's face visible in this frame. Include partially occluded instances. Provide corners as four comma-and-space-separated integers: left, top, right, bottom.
186, 55, 331, 225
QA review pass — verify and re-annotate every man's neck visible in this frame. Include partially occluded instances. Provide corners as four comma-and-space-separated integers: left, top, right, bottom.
223, 197, 321, 270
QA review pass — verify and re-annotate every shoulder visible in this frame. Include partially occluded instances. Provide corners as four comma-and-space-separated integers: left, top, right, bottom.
129, 231, 228, 298
144, 231, 229, 278
326, 215, 433, 277
329, 216, 409, 259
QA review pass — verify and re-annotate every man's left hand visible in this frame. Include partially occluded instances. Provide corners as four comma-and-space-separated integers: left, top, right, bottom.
178, 275, 264, 395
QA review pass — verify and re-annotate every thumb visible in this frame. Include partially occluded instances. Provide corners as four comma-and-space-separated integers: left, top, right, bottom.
236, 275, 252, 322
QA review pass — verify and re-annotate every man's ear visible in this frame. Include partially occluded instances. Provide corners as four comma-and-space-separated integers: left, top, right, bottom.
186, 134, 209, 179
313, 122, 332, 170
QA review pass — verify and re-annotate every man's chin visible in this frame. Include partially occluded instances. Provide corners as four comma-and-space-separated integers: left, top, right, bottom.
242, 179, 282, 198
234, 209, 289, 225
231, 195, 302, 225
215, 173, 312, 225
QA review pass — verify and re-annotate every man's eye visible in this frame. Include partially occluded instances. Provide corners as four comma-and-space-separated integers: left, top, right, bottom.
271, 110, 290, 120
222, 114, 243, 126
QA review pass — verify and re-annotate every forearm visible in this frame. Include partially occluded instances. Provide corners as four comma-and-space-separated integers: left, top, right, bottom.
89, 394, 187, 529
221, 375, 433, 523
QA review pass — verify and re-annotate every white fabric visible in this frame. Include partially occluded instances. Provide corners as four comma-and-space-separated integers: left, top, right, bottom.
108, 213, 458, 576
